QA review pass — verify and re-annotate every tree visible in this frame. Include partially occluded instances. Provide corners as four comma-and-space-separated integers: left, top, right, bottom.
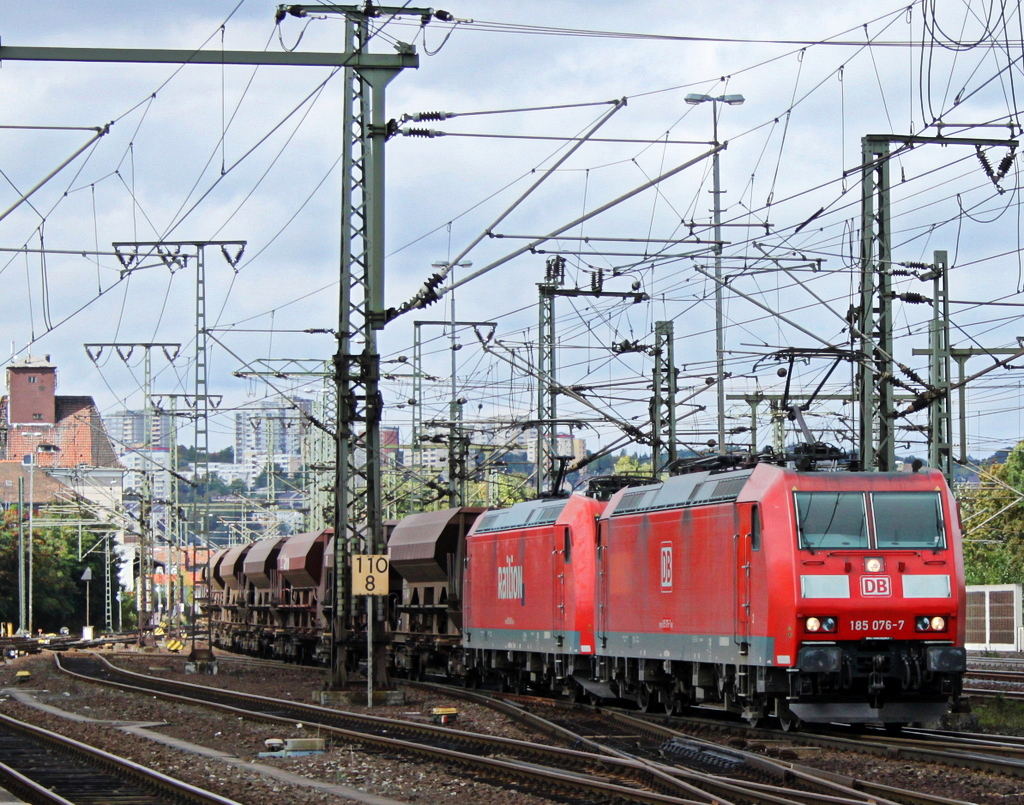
177, 445, 234, 464
0, 507, 109, 633
613, 452, 653, 475
957, 444, 1024, 585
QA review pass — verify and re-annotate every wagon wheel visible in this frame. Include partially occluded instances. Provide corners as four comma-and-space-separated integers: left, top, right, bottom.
778, 713, 799, 732
639, 684, 667, 714
668, 689, 692, 716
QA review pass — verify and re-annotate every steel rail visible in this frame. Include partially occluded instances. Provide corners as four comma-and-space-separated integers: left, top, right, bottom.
412, 682, 957, 805
0, 710, 242, 805
53, 654, 718, 804
408, 682, 1002, 805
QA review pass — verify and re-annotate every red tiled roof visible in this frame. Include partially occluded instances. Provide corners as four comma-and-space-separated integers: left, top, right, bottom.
0, 460, 74, 506
1, 395, 122, 469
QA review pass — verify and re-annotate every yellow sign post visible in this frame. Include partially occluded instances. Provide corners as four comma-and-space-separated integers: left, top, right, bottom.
352, 555, 389, 706
351, 554, 389, 596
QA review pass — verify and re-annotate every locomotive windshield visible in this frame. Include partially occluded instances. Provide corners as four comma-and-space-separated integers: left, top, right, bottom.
795, 490, 946, 550
872, 492, 946, 549
795, 492, 868, 549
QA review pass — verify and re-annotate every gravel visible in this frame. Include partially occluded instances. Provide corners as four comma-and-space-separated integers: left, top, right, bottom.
0, 650, 557, 805
2, 648, 1022, 804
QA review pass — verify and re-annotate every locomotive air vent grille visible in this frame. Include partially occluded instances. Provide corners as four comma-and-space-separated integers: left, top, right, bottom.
615, 491, 649, 514
708, 477, 746, 500
528, 503, 566, 526
474, 501, 567, 533
612, 473, 751, 515
474, 511, 505, 533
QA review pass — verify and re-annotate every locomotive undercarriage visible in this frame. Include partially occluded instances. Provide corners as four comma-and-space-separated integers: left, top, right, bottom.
583, 656, 795, 723
460, 639, 966, 729
460, 648, 590, 696
783, 640, 968, 725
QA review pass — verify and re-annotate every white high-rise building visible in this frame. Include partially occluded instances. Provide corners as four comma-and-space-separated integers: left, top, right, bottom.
103, 409, 172, 452
234, 397, 311, 486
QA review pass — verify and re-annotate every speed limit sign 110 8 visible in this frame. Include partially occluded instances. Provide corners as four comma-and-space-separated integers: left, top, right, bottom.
352, 554, 389, 595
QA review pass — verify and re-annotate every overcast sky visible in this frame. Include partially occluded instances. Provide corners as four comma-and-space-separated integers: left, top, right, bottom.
2, 1, 1023, 463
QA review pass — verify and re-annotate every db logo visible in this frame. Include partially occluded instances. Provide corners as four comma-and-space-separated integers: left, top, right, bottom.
660, 542, 673, 592
861, 576, 892, 597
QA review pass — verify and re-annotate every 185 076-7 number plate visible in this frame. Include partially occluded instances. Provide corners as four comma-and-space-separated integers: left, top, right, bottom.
850, 619, 905, 632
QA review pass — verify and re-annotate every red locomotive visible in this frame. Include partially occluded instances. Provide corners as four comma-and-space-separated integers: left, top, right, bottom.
206, 460, 967, 729
459, 462, 966, 728
460, 493, 606, 693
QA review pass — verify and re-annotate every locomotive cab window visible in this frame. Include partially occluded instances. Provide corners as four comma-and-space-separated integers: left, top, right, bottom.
871, 492, 946, 549
795, 492, 868, 550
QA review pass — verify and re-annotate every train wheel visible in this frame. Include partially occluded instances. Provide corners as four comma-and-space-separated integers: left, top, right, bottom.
746, 714, 762, 728
639, 684, 667, 714
778, 714, 799, 732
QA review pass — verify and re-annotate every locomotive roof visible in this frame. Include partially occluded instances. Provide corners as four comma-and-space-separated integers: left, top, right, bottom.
472, 496, 571, 534
607, 468, 756, 517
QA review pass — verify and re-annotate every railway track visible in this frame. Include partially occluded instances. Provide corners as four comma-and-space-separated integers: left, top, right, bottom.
56, 652, 1008, 805
414, 682, 1024, 805
0, 710, 241, 805
56, 653, 710, 804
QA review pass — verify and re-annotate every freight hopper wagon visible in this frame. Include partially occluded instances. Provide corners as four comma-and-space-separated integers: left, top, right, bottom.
388, 507, 485, 679
207, 528, 334, 664
461, 494, 605, 695
596, 463, 967, 728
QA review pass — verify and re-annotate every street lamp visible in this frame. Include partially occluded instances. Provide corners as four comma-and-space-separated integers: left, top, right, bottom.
81, 567, 93, 637
685, 93, 745, 457
23, 438, 60, 634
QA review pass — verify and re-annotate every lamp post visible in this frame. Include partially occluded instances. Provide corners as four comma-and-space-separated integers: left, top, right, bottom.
432, 259, 473, 504
24, 440, 61, 634
685, 93, 745, 456
81, 567, 93, 635
17, 475, 25, 634
20, 432, 42, 635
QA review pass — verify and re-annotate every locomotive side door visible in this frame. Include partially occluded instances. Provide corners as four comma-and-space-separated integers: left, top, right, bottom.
734, 503, 759, 655
596, 518, 609, 649
553, 525, 569, 645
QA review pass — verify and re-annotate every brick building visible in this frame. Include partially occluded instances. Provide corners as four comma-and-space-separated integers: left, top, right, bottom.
0, 355, 124, 508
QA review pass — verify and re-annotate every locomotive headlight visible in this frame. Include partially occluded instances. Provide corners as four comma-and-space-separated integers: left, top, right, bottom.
804, 616, 837, 633
915, 615, 948, 632
806, 617, 822, 632
864, 556, 884, 573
